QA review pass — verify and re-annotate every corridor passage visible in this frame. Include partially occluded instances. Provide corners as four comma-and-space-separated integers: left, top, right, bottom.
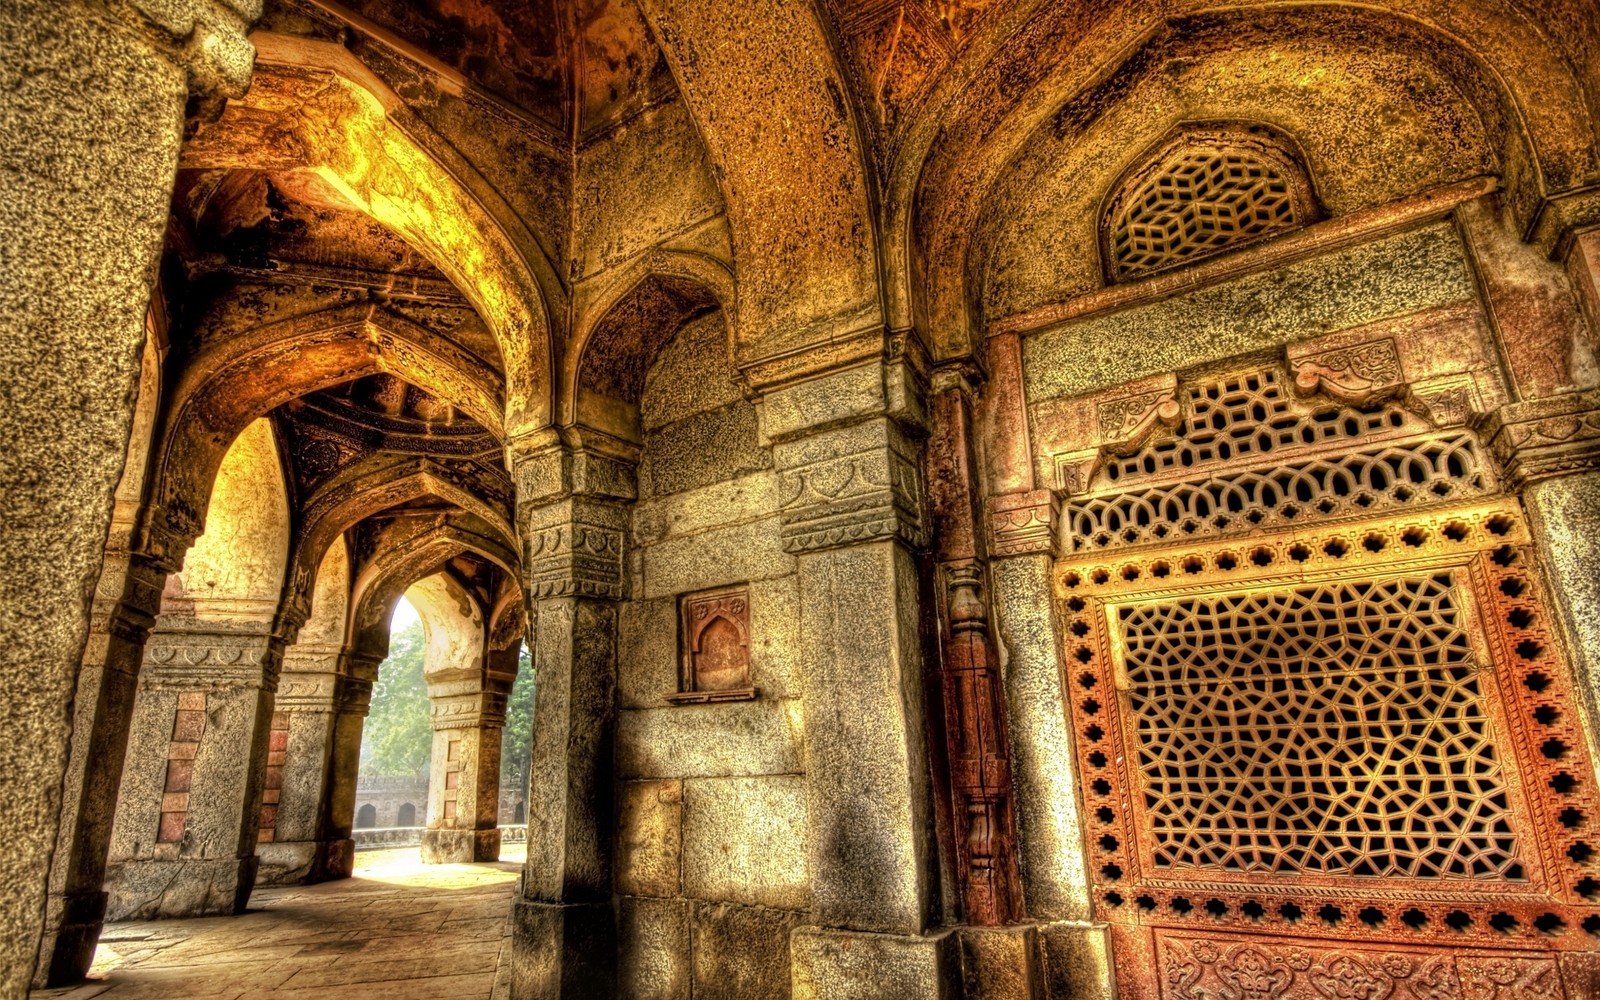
32, 847, 524, 1000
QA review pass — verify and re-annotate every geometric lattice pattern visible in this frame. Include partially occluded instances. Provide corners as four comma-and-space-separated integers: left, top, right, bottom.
1102, 369, 1407, 487
1108, 139, 1306, 281
1120, 572, 1523, 880
1068, 433, 1490, 551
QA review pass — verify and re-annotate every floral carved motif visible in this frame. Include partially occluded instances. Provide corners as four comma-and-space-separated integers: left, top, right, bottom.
1158, 934, 1560, 1000
1097, 390, 1184, 456
1289, 338, 1406, 407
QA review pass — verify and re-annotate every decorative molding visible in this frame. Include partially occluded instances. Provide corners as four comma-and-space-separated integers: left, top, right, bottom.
987, 489, 1059, 558
1097, 389, 1183, 457
142, 628, 284, 692
1152, 932, 1564, 1000
774, 419, 925, 553
1477, 388, 1600, 489
429, 692, 507, 731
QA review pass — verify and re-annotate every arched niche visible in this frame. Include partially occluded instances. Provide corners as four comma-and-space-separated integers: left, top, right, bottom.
298, 538, 351, 650
161, 418, 290, 625
900, 1, 1599, 355
568, 261, 731, 445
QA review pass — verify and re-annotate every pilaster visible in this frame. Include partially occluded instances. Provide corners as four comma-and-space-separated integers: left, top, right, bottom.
255, 645, 371, 884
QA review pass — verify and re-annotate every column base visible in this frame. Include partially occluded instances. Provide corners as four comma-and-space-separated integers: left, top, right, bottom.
32, 890, 108, 987
104, 854, 258, 920
255, 838, 355, 885
509, 898, 617, 999
790, 925, 960, 1000
421, 827, 500, 863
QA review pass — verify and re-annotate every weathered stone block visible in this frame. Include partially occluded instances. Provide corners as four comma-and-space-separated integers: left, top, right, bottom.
640, 400, 771, 499
618, 895, 691, 1000
616, 779, 682, 898
790, 926, 959, 1000
957, 925, 1041, 1000
682, 776, 810, 910
1036, 923, 1114, 1000
618, 595, 680, 708
634, 470, 779, 546
691, 901, 804, 1000
618, 700, 803, 779
638, 516, 794, 599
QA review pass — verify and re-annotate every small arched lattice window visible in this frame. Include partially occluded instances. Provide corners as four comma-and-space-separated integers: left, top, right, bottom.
1102, 124, 1320, 282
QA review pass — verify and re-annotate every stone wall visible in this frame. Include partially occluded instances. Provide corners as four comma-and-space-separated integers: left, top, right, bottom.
614, 310, 811, 997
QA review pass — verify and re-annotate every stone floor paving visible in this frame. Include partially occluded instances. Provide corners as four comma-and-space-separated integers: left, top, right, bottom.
31, 846, 525, 1000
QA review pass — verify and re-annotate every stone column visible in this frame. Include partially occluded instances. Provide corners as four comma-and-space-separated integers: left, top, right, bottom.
759, 354, 957, 998
509, 442, 633, 999
256, 645, 373, 884
1, 1, 255, 989
102, 619, 284, 919
421, 689, 507, 863
35, 552, 167, 985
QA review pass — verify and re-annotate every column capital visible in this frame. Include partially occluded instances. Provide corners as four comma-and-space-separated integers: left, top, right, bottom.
1477, 388, 1600, 490
103, 0, 259, 106
521, 494, 630, 600
772, 416, 927, 554
986, 489, 1060, 559
140, 620, 283, 692
429, 690, 507, 731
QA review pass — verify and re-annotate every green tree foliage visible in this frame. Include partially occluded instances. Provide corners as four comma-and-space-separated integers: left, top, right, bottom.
359, 620, 431, 778
500, 643, 535, 801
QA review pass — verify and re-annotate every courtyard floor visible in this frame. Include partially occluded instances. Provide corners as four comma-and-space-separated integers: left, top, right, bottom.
31, 845, 525, 1000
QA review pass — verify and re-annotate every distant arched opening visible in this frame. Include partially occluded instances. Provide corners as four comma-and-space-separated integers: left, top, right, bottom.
397, 802, 417, 827
356, 804, 377, 829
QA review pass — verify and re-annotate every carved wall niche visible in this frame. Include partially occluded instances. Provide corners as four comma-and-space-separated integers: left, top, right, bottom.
670, 585, 756, 704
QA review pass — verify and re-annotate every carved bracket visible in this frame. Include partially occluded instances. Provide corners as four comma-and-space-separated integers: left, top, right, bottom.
521, 496, 629, 599
1288, 336, 1406, 407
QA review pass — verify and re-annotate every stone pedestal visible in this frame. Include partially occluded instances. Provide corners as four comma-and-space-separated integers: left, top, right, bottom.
421, 692, 505, 864
2, 0, 255, 989
509, 450, 630, 999
256, 646, 372, 884
103, 621, 283, 920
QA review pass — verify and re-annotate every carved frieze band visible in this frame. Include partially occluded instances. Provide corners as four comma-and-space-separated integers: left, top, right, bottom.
141, 628, 283, 692
521, 497, 628, 599
274, 671, 372, 715
430, 692, 507, 731
1478, 388, 1600, 489
774, 418, 926, 553
987, 489, 1060, 558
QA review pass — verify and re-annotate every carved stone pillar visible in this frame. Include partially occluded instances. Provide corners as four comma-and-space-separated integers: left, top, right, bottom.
3, 1, 256, 989
421, 690, 507, 863
509, 441, 632, 999
755, 352, 957, 997
35, 552, 166, 985
255, 645, 372, 884
102, 619, 284, 920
